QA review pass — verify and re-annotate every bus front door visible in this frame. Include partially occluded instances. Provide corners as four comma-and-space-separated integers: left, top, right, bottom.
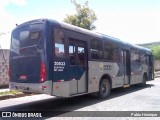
69, 39, 88, 95
149, 55, 154, 80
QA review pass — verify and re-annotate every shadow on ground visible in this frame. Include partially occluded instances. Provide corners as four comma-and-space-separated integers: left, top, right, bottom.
0, 83, 154, 118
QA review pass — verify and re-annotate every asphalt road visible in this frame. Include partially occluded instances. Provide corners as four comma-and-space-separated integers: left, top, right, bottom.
0, 78, 160, 120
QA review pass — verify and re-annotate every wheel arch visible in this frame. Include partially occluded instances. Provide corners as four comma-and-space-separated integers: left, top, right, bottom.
97, 74, 112, 99
100, 74, 112, 88
143, 72, 148, 81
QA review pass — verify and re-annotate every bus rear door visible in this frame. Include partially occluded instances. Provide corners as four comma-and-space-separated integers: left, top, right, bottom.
69, 39, 88, 95
149, 55, 154, 80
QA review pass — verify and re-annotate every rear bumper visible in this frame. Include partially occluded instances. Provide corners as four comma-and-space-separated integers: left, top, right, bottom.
9, 81, 52, 94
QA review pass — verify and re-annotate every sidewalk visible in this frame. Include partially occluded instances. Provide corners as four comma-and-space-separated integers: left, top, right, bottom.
0, 88, 9, 92
0, 88, 29, 100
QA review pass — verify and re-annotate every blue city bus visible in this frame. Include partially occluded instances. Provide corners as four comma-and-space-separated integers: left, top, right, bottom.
9, 19, 154, 99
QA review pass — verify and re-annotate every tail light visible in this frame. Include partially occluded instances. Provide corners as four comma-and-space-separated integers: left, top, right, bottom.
39, 62, 46, 82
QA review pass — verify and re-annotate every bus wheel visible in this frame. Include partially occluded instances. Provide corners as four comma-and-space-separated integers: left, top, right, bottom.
98, 79, 111, 99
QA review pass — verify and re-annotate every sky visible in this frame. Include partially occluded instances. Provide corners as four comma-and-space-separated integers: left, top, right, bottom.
0, 0, 160, 49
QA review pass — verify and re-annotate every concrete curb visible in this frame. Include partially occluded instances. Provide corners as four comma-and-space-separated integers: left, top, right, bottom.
0, 93, 32, 100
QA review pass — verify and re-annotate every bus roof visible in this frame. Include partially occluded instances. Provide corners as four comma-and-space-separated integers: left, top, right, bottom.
58, 21, 103, 39
14, 19, 151, 54
54, 20, 151, 53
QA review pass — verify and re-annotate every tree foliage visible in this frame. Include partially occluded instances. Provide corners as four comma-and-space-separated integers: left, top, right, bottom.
64, 0, 97, 30
151, 45, 160, 60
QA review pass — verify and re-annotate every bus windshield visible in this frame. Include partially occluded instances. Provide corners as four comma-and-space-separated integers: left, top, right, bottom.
11, 23, 44, 54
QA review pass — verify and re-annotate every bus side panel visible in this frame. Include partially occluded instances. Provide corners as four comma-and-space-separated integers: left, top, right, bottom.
130, 62, 143, 84
88, 61, 124, 93
52, 81, 70, 97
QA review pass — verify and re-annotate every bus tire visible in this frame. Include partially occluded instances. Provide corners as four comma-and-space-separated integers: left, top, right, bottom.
98, 78, 111, 99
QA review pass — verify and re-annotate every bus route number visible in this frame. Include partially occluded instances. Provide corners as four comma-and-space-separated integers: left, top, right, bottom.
54, 62, 65, 72
54, 62, 65, 66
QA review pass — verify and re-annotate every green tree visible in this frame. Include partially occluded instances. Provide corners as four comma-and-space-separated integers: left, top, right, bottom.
64, 0, 97, 30
151, 45, 160, 60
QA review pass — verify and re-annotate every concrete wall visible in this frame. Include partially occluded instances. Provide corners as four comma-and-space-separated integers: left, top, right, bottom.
0, 49, 9, 87
155, 60, 160, 72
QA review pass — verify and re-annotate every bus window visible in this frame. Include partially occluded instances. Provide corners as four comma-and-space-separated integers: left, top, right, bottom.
54, 28, 65, 57
69, 44, 76, 65
140, 54, 146, 64
11, 24, 43, 55
78, 46, 85, 66
90, 39, 103, 60
104, 42, 119, 61
131, 49, 140, 63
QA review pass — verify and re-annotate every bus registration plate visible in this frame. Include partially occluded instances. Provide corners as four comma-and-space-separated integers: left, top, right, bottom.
19, 75, 27, 80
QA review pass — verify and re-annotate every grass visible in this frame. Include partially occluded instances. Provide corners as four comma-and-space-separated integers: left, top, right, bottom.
0, 90, 21, 96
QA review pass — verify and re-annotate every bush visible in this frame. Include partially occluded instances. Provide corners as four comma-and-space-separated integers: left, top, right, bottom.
151, 45, 160, 60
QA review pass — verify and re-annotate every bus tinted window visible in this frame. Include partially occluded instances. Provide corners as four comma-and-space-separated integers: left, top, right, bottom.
54, 28, 65, 57
131, 49, 140, 63
104, 42, 119, 61
69, 44, 76, 65
140, 54, 146, 64
78, 46, 85, 66
11, 24, 43, 54
90, 39, 103, 60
